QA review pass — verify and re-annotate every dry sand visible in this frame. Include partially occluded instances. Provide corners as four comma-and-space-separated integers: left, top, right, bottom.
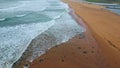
16, 0, 120, 68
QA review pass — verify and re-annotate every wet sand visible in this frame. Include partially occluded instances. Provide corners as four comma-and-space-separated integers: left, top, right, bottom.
17, 0, 120, 68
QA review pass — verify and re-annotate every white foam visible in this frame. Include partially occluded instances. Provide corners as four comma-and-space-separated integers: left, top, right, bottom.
0, 20, 55, 68
0, 0, 48, 12
0, 0, 85, 68
43, 1, 69, 19
27, 12, 84, 62
15, 14, 27, 18
0, 1, 25, 12
0, 18, 6, 22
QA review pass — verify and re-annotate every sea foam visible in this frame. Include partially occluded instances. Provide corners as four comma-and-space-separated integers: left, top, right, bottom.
0, 0, 85, 68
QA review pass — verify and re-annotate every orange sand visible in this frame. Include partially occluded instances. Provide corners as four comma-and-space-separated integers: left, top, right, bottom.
15, 0, 120, 68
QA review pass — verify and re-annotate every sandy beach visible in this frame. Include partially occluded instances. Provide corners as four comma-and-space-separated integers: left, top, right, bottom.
13, 0, 120, 68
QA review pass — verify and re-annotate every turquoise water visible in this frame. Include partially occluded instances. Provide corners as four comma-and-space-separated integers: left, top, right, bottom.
0, 0, 84, 68
0, 12, 52, 27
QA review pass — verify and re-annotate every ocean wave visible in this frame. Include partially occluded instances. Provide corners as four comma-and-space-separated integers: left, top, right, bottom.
0, 1, 47, 12
0, 0, 85, 68
15, 14, 27, 17
0, 20, 55, 68
0, 1, 25, 12
0, 13, 52, 27
13, 13, 84, 65
43, 10, 66, 19
42, 2, 69, 19
0, 14, 26, 22
0, 18, 6, 22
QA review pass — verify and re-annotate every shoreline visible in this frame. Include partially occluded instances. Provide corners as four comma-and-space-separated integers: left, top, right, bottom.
68, 7, 86, 29
63, 0, 120, 67
12, 1, 85, 68
14, 0, 120, 68
29, 1, 103, 68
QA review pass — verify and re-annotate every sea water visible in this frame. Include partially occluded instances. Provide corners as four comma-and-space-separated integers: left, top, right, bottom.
95, 3, 120, 15
89, 2, 120, 15
0, 0, 85, 68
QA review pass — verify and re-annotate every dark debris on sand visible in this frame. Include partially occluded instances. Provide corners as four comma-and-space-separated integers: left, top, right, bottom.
83, 51, 87, 54
39, 59, 44, 63
61, 59, 64, 62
